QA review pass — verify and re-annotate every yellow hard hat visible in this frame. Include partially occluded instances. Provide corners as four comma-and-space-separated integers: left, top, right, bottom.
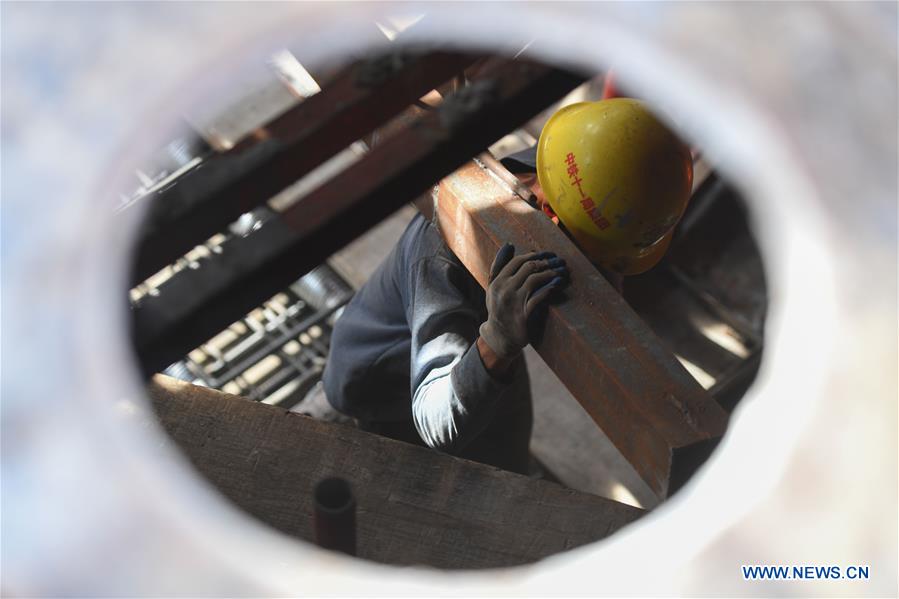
535, 99, 693, 275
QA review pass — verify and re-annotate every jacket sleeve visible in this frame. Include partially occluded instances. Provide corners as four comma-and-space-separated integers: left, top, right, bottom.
405, 255, 511, 453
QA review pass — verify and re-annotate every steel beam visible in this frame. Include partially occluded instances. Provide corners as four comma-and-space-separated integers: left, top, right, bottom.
130, 49, 480, 285
132, 60, 585, 374
434, 158, 728, 498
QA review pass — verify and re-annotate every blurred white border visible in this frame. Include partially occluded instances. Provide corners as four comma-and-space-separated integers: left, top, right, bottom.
2, 2, 896, 596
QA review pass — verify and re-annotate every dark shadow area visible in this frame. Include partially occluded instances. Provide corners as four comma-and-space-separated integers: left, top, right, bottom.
623, 173, 767, 414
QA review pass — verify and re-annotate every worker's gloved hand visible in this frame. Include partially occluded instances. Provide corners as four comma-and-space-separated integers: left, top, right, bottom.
479, 243, 568, 360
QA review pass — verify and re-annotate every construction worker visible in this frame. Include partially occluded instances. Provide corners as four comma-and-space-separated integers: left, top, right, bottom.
319, 213, 566, 475
314, 98, 691, 475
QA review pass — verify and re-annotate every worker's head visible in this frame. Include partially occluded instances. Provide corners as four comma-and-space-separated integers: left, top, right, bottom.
528, 99, 693, 275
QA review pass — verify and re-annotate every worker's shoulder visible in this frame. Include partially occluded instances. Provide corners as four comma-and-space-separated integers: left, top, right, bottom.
399, 212, 464, 270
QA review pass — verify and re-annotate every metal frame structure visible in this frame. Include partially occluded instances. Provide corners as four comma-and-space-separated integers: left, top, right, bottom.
131, 50, 481, 284
129, 51, 585, 375
163, 264, 353, 408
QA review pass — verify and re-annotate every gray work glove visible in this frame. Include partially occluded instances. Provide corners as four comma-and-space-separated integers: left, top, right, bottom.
479, 243, 569, 359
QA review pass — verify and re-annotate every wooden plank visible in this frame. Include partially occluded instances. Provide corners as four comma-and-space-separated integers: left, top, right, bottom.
149, 375, 643, 569
434, 159, 729, 498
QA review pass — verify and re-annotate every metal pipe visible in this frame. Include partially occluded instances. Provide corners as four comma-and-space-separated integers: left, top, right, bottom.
313, 477, 357, 556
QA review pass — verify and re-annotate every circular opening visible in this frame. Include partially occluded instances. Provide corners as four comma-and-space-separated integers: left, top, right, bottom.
123, 38, 768, 571
315, 477, 355, 514
11, 3, 870, 594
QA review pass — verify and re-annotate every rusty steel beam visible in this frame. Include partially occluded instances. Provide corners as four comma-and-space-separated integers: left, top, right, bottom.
130, 49, 480, 285
435, 158, 728, 498
132, 60, 585, 374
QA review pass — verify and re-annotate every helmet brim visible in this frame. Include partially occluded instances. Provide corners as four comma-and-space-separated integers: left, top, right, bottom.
599, 229, 674, 276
